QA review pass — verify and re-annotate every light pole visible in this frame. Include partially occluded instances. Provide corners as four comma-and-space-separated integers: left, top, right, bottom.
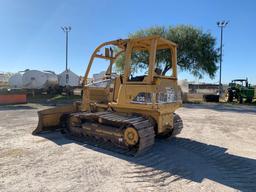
217, 21, 228, 94
61, 26, 71, 84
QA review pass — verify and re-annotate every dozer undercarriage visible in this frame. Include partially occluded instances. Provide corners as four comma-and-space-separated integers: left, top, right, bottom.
33, 36, 183, 156
64, 111, 155, 155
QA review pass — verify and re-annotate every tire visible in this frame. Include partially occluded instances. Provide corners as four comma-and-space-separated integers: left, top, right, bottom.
246, 97, 253, 103
239, 96, 243, 104
227, 90, 233, 102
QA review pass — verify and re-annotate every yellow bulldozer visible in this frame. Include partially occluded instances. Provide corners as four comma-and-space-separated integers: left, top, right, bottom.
33, 36, 183, 155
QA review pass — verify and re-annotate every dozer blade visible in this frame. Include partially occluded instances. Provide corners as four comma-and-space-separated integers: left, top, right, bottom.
33, 104, 78, 134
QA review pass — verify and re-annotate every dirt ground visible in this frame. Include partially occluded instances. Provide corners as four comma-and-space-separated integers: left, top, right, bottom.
0, 103, 256, 192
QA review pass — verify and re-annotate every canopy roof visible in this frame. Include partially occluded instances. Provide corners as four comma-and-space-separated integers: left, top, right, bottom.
102, 35, 177, 50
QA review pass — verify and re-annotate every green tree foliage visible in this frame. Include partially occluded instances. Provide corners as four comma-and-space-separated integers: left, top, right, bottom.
114, 25, 219, 79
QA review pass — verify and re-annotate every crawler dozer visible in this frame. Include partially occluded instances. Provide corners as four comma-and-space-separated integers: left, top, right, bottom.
33, 36, 183, 155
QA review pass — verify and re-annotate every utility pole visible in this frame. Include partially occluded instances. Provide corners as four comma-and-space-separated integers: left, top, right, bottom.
217, 21, 228, 94
61, 26, 71, 84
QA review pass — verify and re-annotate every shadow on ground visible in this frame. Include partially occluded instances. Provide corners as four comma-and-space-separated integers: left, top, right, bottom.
0, 105, 37, 111
0, 98, 80, 111
35, 131, 256, 192
183, 103, 256, 114
28, 100, 77, 106
27, 95, 81, 107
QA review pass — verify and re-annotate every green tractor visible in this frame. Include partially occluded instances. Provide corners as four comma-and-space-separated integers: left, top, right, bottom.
226, 78, 255, 103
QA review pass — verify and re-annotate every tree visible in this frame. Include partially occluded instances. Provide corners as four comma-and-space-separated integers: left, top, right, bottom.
114, 25, 219, 79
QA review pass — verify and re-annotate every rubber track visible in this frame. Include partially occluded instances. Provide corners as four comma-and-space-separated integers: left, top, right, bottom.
65, 111, 155, 156
172, 113, 183, 136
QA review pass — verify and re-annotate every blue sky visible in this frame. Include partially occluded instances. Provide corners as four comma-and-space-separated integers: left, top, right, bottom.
0, 0, 255, 84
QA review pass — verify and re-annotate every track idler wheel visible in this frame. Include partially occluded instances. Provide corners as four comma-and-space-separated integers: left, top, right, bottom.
124, 127, 139, 146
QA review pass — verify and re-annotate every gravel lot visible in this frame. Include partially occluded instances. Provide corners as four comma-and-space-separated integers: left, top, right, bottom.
0, 103, 256, 192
